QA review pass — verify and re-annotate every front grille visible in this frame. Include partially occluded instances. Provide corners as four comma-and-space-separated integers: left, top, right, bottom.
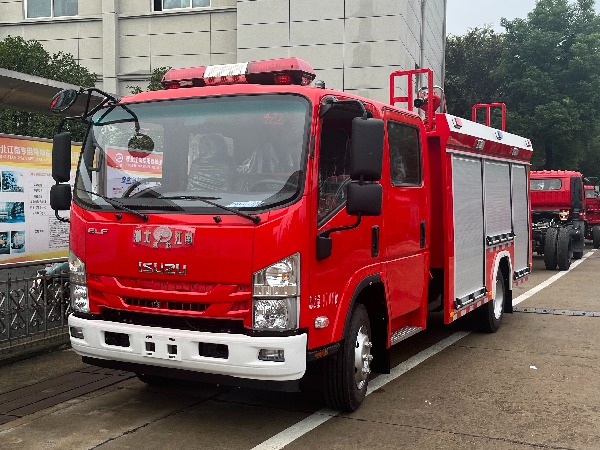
101, 308, 245, 334
114, 277, 251, 295
124, 297, 209, 312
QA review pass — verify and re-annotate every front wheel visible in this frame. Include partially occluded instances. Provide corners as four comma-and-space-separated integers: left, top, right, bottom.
323, 304, 372, 411
476, 269, 506, 333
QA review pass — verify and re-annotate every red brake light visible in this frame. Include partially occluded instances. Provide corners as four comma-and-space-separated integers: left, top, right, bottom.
160, 58, 316, 89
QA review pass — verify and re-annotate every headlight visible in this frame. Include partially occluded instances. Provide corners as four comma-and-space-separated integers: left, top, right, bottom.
252, 253, 299, 330
69, 250, 89, 313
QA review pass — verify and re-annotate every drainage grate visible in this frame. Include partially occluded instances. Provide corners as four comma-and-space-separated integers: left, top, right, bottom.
0, 366, 133, 424
513, 306, 600, 317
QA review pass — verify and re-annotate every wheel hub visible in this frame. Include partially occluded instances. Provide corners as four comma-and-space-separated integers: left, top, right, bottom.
354, 325, 372, 389
493, 277, 504, 320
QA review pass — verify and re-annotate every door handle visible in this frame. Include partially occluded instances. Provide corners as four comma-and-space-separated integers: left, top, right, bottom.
420, 221, 426, 248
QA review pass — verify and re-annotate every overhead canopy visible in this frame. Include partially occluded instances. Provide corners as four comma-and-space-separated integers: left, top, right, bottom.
0, 68, 106, 116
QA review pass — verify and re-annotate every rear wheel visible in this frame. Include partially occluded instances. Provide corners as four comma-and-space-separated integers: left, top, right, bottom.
476, 269, 506, 333
543, 227, 558, 270
593, 226, 600, 249
323, 304, 372, 411
556, 227, 572, 270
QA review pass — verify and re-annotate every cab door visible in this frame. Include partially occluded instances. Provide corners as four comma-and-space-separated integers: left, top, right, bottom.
382, 110, 430, 320
307, 110, 383, 348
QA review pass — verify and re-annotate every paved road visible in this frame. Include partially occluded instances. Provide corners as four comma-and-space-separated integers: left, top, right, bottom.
0, 248, 599, 450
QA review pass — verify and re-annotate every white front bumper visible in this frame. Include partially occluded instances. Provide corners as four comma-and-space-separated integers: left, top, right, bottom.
69, 315, 307, 381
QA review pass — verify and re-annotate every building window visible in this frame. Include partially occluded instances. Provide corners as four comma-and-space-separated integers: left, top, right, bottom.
387, 121, 422, 186
154, 0, 210, 11
26, 0, 78, 18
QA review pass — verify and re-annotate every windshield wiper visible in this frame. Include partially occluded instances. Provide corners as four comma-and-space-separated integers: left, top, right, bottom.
77, 189, 149, 222
159, 195, 261, 224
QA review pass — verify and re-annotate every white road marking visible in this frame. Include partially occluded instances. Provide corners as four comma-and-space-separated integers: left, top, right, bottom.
251, 332, 469, 450
253, 250, 595, 450
513, 251, 595, 306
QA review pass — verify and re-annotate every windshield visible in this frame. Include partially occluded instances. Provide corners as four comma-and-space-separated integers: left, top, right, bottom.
530, 178, 562, 191
74, 94, 310, 215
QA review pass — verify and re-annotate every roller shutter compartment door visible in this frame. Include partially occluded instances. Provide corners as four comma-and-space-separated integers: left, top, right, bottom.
452, 156, 485, 300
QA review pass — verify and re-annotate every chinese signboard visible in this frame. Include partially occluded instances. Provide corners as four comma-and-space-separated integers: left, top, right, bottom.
0, 133, 79, 265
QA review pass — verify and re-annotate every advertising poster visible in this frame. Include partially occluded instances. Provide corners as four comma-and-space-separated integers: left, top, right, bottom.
105, 147, 163, 197
0, 133, 79, 265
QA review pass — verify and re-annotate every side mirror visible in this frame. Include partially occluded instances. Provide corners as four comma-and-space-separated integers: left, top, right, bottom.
50, 184, 72, 211
350, 117, 384, 181
50, 89, 79, 113
347, 182, 382, 216
128, 133, 155, 158
52, 132, 72, 183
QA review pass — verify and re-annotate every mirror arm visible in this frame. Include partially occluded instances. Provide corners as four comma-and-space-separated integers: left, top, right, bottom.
318, 214, 362, 239
81, 88, 120, 119
54, 209, 70, 223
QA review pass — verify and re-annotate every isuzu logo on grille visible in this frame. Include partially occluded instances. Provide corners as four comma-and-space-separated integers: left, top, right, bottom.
133, 226, 194, 249
138, 262, 187, 275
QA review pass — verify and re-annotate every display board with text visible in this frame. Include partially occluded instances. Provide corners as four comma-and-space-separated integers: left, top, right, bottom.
0, 133, 79, 265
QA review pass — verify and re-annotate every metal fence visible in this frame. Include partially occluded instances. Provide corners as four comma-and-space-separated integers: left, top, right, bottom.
0, 271, 70, 353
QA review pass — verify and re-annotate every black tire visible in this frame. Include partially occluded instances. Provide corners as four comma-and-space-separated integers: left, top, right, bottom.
593, 226, 600, 249
543, 227, 559, 270
323, 304, 372, 411
556, 227, 572, 270
476, 269, 506, 333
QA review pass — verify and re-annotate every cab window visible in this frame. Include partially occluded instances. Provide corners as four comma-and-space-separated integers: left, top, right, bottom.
387, 121, 421, 186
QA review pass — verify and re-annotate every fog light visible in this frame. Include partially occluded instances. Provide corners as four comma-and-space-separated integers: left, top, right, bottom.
70, 326, 84, 339
258, 349, 285, 362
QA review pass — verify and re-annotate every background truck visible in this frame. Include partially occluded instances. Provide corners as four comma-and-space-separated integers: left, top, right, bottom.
48, 58, 532, 411
584, 181, 600, 248
530, 170, 585, 270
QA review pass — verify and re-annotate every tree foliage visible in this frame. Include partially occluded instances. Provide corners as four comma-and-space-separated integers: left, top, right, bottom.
127, 67, 170, 94
0, 35, 96, 140
445, 0, 600, 176
445, 27, 505, 120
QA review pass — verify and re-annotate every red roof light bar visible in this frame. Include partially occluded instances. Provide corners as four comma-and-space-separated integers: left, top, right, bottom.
161, 58, 316, 89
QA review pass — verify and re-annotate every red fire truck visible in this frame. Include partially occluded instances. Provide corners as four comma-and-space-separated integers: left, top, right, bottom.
584, 181, 600, 248
49, 58, 532, 411
530, 170, 586, 270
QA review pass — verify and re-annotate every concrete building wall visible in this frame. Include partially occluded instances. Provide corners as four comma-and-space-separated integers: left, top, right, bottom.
237, 0, 446, 103
0, 0, 446, 103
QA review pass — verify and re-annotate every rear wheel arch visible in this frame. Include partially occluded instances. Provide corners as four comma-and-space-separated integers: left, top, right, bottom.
476, 255, 510, 333
497, 256, 513, 313
488, 252, 512, 313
